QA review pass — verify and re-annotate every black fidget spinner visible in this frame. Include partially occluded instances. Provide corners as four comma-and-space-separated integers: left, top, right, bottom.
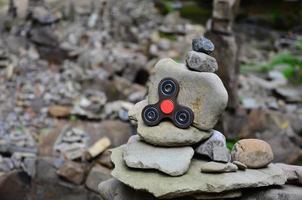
142, 78, 194, 129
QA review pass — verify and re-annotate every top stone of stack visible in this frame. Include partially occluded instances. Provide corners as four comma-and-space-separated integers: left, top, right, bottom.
192, 37, 215, 55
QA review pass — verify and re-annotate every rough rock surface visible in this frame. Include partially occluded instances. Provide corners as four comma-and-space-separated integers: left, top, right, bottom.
85, 164, 111, 192
186, 51, 218, 73
195, 130, 230, 162
98, 179, 242, 200
242, 185, 302, 200
200, 162, 238, 173
192, 190, 242, 199
111, 146, 287, 198
148, 58, 228, 130
231, 139, 274, 169
98, 178, 157, 200
123, 139, 194, 176
275, 163, 302, 185
192, 37, 215, 55
56, 161, 86, 185
129, 99, 213, 146
233, 161, 247, 170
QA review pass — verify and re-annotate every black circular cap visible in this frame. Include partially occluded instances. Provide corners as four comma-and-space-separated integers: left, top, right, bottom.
174, 108, 194, 129
160, 79, 177, 97
142, 105, 160, 126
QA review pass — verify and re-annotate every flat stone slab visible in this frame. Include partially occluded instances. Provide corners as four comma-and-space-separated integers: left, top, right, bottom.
129, 99, 212, 146
123, 139, 194, 176
148, 58, 228, 130
111, 146, 287, 199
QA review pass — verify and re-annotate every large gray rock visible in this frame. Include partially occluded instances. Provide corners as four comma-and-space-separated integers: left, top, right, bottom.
148, 58, 228, 130
111, 146, 287, 198
200, 162, 237, 173
123, 139, 194, 176
98, 178, 157, 200
242, 185, 302, 200
129, 99, 213, 146
231, 139, 274, 169
98, 178, 195, 200
195, 130, 230, 162
186, 51, 218, 73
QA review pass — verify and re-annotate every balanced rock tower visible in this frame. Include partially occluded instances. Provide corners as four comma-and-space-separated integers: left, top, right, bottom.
98, 37, 287, 200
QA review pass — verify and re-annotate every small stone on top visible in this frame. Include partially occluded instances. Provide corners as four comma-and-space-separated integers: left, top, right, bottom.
192, 37, 215, 55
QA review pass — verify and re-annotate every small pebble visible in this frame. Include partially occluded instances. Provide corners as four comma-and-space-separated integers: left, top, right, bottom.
233, 161, 247, 170
192, 37, 215, 55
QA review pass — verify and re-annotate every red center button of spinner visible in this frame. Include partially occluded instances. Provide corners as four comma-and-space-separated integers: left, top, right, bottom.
160, 99, 175, 114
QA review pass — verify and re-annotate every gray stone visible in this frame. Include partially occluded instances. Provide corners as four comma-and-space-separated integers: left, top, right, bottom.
123, 139, 194, 176
148, 58, 228, 131
86, 164, 112, 192
231, 139, 274, 169
242, 185, 302, 200
98, 179, 241, 200
186, 51, 218, 73
98, 178, 157, 200
275, 163, 302, 185
232, 161, 247, 170
200, 162, 238, 173
192, 190, 242, 199
192, 37, 215, 55
111, 146, 287, 198
195, 130, 230, 163
130, 100, 213, 146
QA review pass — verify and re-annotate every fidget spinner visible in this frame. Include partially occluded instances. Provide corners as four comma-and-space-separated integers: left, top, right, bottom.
142, 78, 194, 129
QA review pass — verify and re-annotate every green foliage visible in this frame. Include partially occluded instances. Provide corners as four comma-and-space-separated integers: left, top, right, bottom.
158, 0, 175, 14
261, 51, 302, 83
242, 40, 302, 84
159, 32, 177, 41
69, 115, 78, 122
226, 139, 237, 151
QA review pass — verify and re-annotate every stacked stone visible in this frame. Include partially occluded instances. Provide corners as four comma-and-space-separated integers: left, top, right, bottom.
98, 38, 287, 200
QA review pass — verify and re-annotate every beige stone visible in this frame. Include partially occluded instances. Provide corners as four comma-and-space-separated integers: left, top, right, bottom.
88, 137, 111, 158
231, 139, 274, 169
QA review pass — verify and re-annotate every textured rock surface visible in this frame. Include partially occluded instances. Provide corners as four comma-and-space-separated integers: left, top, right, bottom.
56, 161, 86, 185
192, 190, 242, 199
275, 163, 302, 185
98, 178, 157, 200
192, 37, 215, 55
85, 164, 111, 192
148, 58, 228, 130
242, 185, 302, 200
123, 139, 194, 176
186, 51, 218, 73
200, 162, 237, 173
130, 99, 213, 146
233, 161, 247, 170
195, 130, 230, 162
231, 139, 274, 169
111, 146, 287, 198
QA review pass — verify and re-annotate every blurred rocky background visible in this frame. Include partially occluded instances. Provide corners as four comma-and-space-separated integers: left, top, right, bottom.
0, 0, 301, 199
